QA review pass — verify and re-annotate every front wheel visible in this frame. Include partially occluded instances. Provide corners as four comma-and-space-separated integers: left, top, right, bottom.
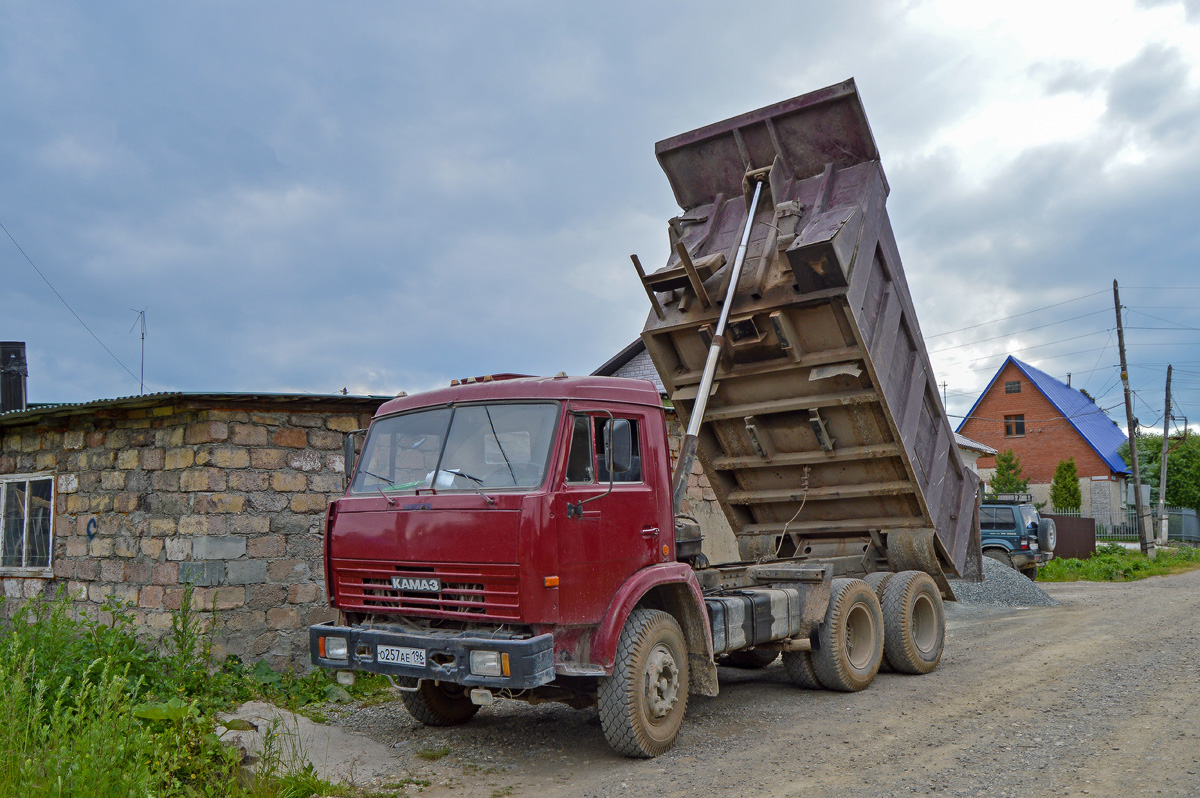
598, 609, 690, 758
400, 680, 480, 726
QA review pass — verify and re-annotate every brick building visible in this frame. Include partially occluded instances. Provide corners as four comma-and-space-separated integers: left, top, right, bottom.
956, 356, 1129, 519
0, 392, 385, 666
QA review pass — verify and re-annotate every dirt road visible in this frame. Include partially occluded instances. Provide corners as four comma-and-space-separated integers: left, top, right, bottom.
335, 570, 1200, 797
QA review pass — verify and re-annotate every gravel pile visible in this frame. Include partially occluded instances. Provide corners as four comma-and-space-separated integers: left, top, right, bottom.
949, 556, 1058, 607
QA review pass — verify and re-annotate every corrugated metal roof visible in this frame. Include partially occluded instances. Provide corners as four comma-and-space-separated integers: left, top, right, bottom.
957, 356, 1129, 475
0, 391, 390, 426
954, 432, 997, 456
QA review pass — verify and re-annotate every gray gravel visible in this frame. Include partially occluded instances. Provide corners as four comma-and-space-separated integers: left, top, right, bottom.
948, 556, 1058, 607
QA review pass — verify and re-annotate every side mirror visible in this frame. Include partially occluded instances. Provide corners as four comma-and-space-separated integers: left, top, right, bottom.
343, 430, 365, 486
605, 419, 632, 476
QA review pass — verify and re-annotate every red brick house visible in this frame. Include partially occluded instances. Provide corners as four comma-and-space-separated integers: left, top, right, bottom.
957, 356, 1129, 520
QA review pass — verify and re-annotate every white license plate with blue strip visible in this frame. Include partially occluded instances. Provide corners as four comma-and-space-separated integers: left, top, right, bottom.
377, 645, 426, 666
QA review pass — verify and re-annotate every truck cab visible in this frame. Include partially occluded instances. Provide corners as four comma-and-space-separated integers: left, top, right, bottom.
979, 493, 1056, 579
311, 375, 713, 730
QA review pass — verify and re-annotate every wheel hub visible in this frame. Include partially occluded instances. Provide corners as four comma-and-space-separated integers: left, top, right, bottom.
643, 644, 680, 719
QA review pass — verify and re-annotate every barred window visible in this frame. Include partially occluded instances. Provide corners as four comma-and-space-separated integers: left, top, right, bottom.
1005, 381, 1021, 394
1004, 415, 1025, 437
1, 474, 54, 572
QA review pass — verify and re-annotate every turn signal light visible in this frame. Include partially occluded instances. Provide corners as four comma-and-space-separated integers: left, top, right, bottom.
544, 576, 560, 588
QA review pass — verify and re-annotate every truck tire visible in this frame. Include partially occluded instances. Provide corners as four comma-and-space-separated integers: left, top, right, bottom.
781, 649, 822, 689
1038, 518, 1057, 552
863, 571, 894, 597
812, 578, 884, 692
725, 648, 779, 669
598, 609, 690, 758
400, 679, 480, 727
880, 570, 944, 675
983, 549, 1014, 569
863, 572, 896, 672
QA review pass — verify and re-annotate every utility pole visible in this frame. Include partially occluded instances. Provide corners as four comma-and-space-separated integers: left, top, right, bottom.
1158, 365, 1172, 546
941, 381, 948, 408
1114, 280, 1153, 557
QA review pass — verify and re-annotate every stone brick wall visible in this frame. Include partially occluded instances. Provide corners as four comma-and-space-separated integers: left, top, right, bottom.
664, 412, 740, 564
0, 398, 379, 668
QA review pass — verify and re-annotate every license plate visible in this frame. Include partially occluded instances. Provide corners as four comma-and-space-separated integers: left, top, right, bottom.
377, 645, 426, 666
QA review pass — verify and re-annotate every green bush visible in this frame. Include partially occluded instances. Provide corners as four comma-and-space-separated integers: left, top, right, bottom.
1039, 543, 1200, 582
0, 586, 372, 797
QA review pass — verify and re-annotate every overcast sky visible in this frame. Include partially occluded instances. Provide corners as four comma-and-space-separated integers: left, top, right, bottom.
4, 0, 1199, 434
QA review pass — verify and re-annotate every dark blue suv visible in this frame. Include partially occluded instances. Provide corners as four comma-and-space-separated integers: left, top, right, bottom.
980, 494, 1056, 579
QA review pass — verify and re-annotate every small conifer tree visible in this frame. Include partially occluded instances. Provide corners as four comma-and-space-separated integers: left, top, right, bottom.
1049, 456, 1082, 511
989, 449, 1030, 494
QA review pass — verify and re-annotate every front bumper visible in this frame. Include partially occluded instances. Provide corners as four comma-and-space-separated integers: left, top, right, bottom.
309, 622, 555, 690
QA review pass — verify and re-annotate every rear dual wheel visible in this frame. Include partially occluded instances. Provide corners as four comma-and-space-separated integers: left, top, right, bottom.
880, 570, 945, 675
809, 578, 885, 692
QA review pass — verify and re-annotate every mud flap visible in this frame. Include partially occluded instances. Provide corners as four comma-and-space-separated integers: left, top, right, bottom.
886, 528, 957, 601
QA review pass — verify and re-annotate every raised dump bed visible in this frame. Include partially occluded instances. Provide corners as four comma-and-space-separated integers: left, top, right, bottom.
637, 79, 982, 590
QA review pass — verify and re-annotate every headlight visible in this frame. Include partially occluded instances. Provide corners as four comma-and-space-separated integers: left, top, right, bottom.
469, 650, 509, 677
322, 636, 348, 660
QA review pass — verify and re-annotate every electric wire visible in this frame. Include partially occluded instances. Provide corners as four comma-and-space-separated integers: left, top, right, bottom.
924, 289, 1108, 339
1, 218, 140, 384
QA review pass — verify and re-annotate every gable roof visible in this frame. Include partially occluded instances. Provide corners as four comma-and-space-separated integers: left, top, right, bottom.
957, 356, 1129, 475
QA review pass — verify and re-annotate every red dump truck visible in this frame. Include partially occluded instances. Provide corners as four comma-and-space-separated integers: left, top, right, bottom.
310, 79, 982, 757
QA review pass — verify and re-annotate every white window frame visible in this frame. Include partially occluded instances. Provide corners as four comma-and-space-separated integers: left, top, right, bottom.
0, 472, 55, 578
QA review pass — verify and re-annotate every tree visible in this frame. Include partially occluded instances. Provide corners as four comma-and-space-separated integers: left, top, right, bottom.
989, 449, 1030, 494
1119, 432, 1200, 511
1049, 457, 1082, 510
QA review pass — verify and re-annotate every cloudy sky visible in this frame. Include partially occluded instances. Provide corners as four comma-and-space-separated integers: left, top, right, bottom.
3, 0, 1199, 435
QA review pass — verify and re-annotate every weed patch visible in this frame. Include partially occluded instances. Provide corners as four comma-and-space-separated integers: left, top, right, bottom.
1040, 543, 1200, 582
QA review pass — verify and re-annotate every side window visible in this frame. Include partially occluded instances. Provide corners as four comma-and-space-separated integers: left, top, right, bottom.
593, 417, 642, 483
565, 415, 593, 483
1, 475, 55, 571
981, 506, 1016, 532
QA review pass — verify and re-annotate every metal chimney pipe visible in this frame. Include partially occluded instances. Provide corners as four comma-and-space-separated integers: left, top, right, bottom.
0, 342, 28, 413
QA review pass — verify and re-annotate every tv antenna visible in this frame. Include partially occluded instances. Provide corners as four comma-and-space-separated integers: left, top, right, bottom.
129, 308, 147, 394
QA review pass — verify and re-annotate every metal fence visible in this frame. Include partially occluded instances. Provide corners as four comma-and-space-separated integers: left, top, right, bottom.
1048, 506, 1200, 543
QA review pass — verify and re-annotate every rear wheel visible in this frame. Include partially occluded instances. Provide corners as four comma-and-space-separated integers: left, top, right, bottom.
725, 648, 779, 669
863, 572, 896, 671
880, 571, 945, 675
984, 549, 1015, 569
400, 680, 480, 726
812, 578, 884, 692
598, 609, 690, 758
781, 649, 822, 689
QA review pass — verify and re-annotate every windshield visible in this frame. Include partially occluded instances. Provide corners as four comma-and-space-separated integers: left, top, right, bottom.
351, 402, 559, 494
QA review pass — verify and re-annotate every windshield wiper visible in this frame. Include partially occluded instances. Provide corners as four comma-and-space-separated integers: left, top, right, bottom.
360, 469, 400, 505
483, 406, 517, 485
441, 469, 496, 506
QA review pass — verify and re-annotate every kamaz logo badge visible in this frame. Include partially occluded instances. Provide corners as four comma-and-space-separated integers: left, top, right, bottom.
392, 577, 441, 592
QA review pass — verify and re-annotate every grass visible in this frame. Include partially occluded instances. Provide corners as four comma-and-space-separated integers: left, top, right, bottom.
415, 746, 452, 761
0, 585, 392, 797
1039, 542, 1200, 582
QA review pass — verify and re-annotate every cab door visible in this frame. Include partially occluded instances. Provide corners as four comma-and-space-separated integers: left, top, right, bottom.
555, 408, 661, 625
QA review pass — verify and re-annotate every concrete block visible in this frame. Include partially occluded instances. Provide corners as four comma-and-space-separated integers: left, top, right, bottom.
179, 560, 225, 587
226, 560, 268, 585
191, 536, 246, 560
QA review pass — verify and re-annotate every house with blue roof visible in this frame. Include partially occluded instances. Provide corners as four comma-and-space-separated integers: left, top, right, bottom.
957, 356, 1129, 522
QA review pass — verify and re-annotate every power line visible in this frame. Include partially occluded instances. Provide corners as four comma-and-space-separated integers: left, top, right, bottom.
927, 310, 1111, 354
1, 218, 140, 385
924, 289, 1108, 339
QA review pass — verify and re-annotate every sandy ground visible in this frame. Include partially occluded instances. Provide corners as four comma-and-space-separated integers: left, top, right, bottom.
298, 570, 1200, 797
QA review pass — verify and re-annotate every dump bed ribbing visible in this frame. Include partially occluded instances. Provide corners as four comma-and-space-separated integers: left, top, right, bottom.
637, 79, 982, 589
